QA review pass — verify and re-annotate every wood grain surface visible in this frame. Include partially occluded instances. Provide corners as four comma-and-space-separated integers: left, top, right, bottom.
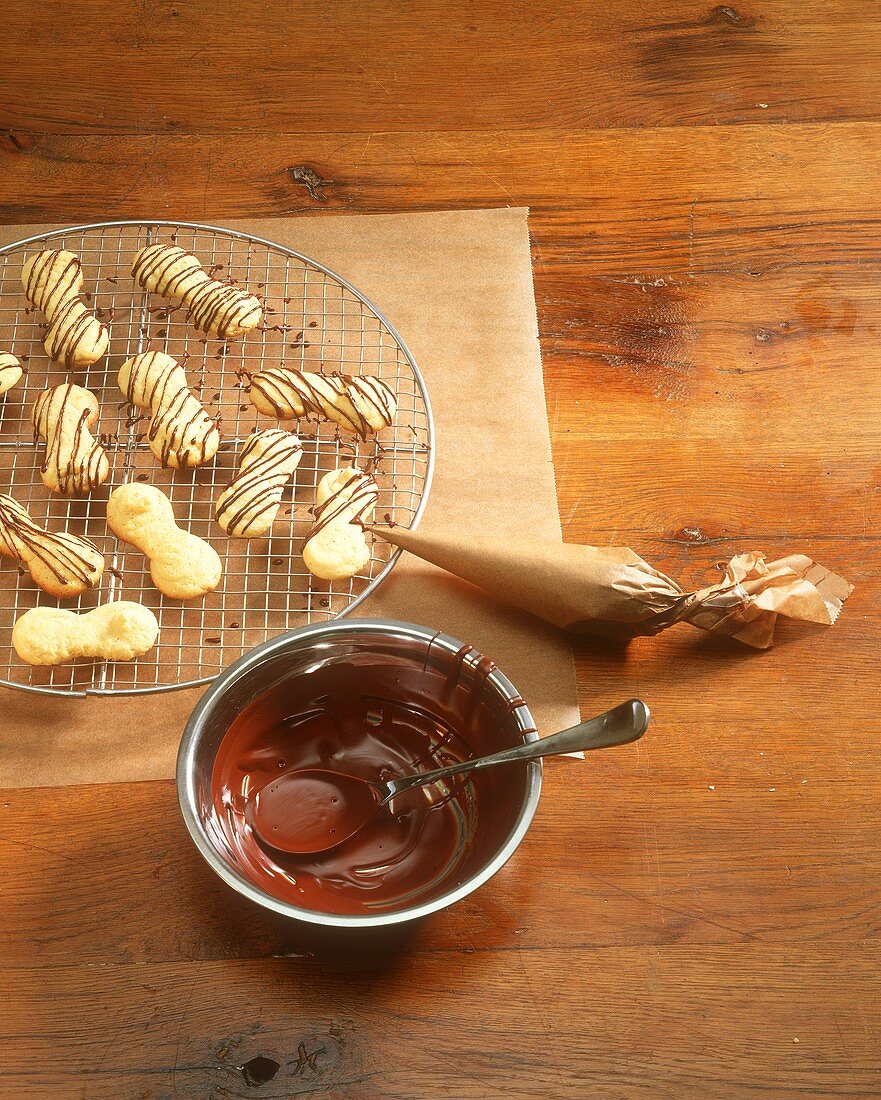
2, 1, 880, 1096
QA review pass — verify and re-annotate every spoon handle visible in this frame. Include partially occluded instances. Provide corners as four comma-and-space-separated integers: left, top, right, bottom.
383, 699, 650, 802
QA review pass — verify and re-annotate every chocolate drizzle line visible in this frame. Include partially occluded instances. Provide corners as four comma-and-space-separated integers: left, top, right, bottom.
131, 243, 263, 339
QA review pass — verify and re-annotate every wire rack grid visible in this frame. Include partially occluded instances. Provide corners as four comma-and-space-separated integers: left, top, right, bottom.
0, 221, 434, 697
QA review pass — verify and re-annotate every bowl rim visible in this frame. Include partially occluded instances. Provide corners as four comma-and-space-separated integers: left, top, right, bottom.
176, 618, 543, 927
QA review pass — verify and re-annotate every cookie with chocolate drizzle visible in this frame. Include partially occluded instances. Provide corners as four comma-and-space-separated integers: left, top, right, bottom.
0, 353, 23, 397
32, 383, 111, 496
249, 367, 397, 439
118, 351, 220, 469
131, 243, 263, 339
215, 429, 303, 538
21, 250, 109, 369
302, 466, 378, 581
0, 494, 104, 598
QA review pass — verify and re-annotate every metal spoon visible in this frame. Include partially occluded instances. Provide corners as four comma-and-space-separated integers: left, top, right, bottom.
246, 699, 650, 855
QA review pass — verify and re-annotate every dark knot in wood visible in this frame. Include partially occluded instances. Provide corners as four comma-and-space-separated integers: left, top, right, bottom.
288, 165, 330, 202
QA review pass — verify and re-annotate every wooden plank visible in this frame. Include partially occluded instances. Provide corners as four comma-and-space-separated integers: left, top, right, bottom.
5, 947, 880, 1097
2, 2, 880, 133
3, 124, 881, 237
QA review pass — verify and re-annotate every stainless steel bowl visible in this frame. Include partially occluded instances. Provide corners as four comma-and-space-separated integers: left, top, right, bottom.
176, 619, 542, 928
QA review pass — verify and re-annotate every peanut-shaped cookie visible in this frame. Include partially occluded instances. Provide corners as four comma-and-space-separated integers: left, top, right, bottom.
106, 482, 222, 600
0, 353, 23, 397
249, 367, 397, 439
0, 494, 104, 598
12, 602, 159, 666
21, 250, 109, 368
215, 429, 303, 538
33, 384, 111, 496
302, 466, 377, 581
131, 243, 263, 338
118, 351, 220, 469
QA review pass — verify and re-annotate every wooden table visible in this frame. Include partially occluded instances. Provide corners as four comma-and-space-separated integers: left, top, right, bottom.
2, 3, 880, 1096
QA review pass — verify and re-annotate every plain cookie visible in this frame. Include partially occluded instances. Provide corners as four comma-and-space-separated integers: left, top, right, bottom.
302, 466, 378, 581
12, 602, 159, 666
118, 351, 221, 469
131, 243, 263, 338
106, 482, 222, 600
33, 383, 111, 495
249, 367, 397, 438
0, 494, 104, 598
215, 429, 303, 537
21, 249, 109, 368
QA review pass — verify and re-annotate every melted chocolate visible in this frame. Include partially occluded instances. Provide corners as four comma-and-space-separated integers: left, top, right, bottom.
208, 645, 525, 915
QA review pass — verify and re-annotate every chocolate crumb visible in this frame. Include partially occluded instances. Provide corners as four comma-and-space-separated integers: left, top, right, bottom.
20, 354, 29, 363
136, 473, 150, 482
318, 597, 329, 607
106, 276, 118, 284
309, 320, 318, 327
383, 512, 397, 527
109, 566, 124, 580
205, 636, 222, 645
228, 620, 240, 629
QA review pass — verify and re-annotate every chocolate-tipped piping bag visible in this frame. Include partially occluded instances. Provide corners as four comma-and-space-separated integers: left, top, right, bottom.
371, 527, 852, 649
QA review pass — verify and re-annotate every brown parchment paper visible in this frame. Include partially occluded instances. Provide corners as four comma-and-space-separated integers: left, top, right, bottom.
0, 208, 579, 789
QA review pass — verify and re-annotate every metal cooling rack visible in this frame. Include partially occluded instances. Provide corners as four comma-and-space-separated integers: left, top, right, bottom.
0, 221, 434, 697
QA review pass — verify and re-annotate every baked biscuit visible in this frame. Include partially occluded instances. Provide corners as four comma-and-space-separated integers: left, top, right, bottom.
118, 351, 220, 468
13, 602, 159, 666
21, 250, 109, 368
131, 243, 263, 338
106, 482, 222, 600
0, 353, 23, 397
249, 367, 397, 438
0, 494, 104, 598
33, 383, 111, 495
302, 466, 377, 581
215, 429, 303, 537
